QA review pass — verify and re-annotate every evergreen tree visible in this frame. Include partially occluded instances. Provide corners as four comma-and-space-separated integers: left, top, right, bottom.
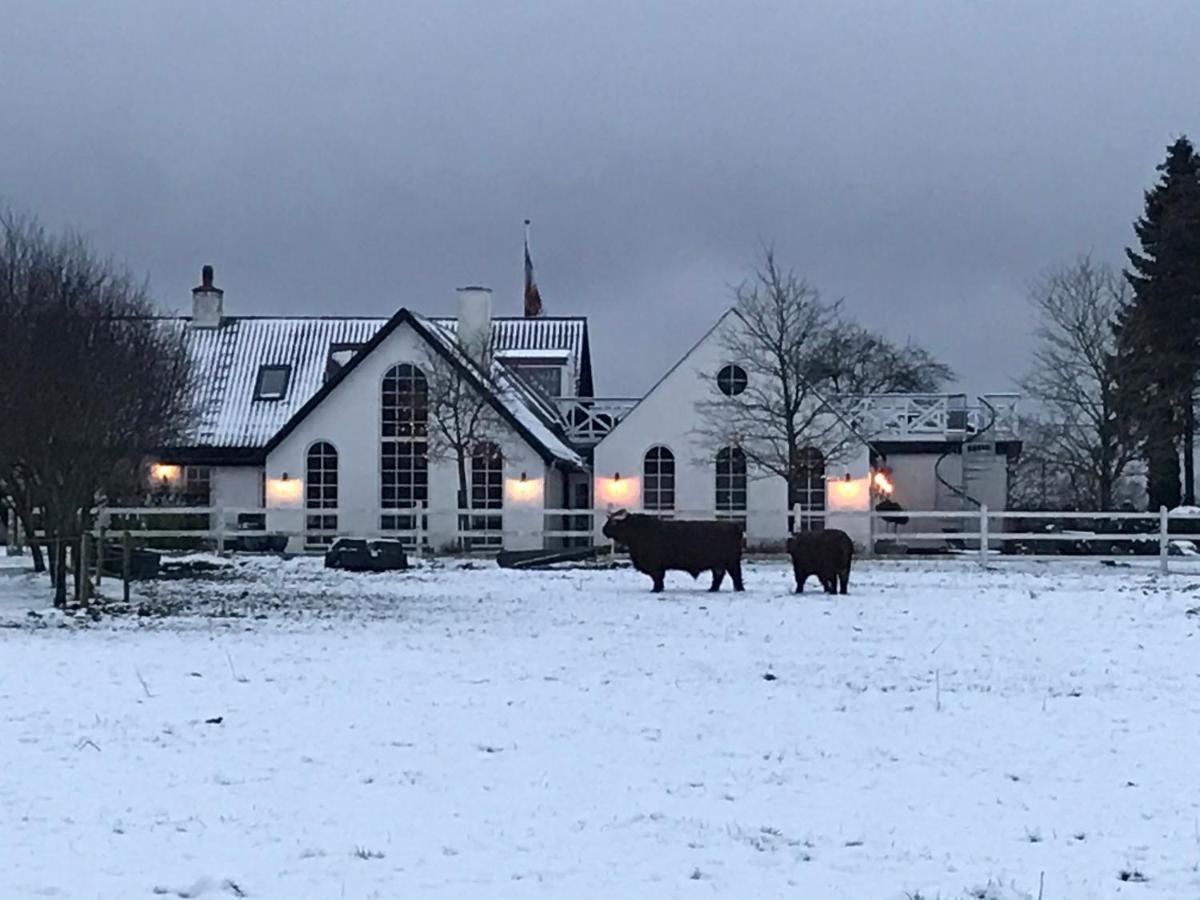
1117, 136, 1200, 509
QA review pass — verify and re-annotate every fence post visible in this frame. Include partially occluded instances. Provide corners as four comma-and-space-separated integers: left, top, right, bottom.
865, 504, 875, 558
122, 531, 132, 605
414, 505, 425, 560
978, 504, 989, 568
1159, 505, 1169, 574
78, 533, 90, 605
95, 523, 105, 587
215, 506, 226, 556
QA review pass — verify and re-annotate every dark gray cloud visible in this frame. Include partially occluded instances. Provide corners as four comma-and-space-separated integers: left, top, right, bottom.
3, 1, 1198, 397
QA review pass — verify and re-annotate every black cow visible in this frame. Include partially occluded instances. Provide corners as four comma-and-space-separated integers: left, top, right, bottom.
602, 510, 745, 593
786, 528, 854, 594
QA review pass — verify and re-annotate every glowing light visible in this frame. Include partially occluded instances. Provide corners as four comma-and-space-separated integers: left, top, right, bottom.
872, 470, 895, 495
596, 475, 636, 506
506, 476, 541, 503
266, 475, 303, 507
827, 475, 870, 510
150, 463, 181, 485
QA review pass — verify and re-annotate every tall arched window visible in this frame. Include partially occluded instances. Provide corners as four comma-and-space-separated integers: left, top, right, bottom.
643, 446, 675, 513
381, 363, 429, 537
469, 441, 504, 549
305, 441, 338, 549
792, 446, 825, 532
715, 446, 747, 521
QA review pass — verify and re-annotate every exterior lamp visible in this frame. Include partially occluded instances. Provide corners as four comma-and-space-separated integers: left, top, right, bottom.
520, 472, 528, 482
614, 472, 622, 481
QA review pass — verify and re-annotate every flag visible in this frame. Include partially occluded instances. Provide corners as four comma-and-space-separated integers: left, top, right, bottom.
523, 219, 543, 318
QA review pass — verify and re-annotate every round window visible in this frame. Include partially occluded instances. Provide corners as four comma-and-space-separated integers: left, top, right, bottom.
717, 363, 747, 397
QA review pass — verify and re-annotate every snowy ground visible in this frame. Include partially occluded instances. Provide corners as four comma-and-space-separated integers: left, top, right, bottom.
3, 552, 1200, 899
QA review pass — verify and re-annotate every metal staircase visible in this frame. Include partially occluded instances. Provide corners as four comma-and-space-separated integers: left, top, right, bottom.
934, 396, 999, 509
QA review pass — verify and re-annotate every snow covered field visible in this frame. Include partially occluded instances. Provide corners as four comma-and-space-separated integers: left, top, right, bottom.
3, 554, 1200, 899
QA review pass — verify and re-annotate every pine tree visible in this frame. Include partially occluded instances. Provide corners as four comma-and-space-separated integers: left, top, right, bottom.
1118, 136, 1200, 509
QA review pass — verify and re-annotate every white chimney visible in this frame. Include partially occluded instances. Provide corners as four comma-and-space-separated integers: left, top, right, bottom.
191, 265, 224, 328
456, 286, 492, 363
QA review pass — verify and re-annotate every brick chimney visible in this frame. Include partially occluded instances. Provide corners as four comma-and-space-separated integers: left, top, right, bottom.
191, 265, 224, 328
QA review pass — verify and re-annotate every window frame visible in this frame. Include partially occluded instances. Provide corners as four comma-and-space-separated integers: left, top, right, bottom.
717, 363, 748, 397
715, 445, 748, 521
253, 364, 292, 401
305, 440, 339, 549
642, 445, 676, 513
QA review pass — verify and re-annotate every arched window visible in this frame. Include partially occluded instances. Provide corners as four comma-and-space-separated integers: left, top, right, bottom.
468, 441, 504, 549
305, 441, 338, 549
792, 447, 825, 532
715, 446, 747, 521
381, 364, 429, 537
642, 446, 675, 513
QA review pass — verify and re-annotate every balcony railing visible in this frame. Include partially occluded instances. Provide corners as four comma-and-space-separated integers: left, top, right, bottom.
837, 393, 1019, 442
554, 397, 639, 444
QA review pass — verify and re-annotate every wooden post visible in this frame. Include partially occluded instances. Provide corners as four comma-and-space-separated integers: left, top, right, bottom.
1159, 505, 1169, 575
122, 531, 132, 605
95, 524, 105, 586
78, 533, 90, 605
978, 504, 989, 568
865, 503, 876, 559
215, 506, 226, 556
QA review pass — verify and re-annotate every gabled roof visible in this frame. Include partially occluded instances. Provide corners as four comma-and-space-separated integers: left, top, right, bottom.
430, 316, 593, 396
183, 318, 384, 449
175, 314, 592, 453
261, 309, 583, 468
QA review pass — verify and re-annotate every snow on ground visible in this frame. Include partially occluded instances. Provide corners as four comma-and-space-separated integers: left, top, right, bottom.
3, 553, 1200, 899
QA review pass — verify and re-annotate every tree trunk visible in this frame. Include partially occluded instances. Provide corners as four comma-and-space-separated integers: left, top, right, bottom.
12, 500, 45, 572
1185, 394, 1196, 506
52, 538, 67, 608
456, 454, 469, 552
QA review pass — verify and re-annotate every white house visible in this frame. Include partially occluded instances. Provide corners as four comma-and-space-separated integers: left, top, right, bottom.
150, 266, 1020, 553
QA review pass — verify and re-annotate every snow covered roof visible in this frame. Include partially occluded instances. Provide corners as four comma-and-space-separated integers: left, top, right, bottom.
174, 314, 591, 463
183, 318, 383, 450
430, 316, 591, 394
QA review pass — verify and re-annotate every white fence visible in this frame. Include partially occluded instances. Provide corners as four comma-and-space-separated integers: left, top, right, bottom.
8, 504, 1181, 573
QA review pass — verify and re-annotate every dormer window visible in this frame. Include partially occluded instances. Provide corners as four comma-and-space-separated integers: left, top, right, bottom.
254, 364, 291, 401
325, 343, 363, 382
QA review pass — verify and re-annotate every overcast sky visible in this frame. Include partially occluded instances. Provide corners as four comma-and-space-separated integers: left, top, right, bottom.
3, 2, 1198, 397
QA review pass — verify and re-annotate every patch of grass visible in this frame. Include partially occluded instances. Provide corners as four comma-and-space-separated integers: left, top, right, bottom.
353, 846, 385, 860
1118, 868, 1148, 883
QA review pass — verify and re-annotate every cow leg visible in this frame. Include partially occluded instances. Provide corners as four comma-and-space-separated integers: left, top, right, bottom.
794, 569, 807, 593
709, 567, 725, 592
839, 566, 850, 595
729, 559, 744, 592
821, 576, 836, 594
651, 571, 665, 593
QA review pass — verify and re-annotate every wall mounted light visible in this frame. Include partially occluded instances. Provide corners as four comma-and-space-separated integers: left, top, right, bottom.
281, 472, 290, 481
520, 472, 528, 483
614, 472, 622, 482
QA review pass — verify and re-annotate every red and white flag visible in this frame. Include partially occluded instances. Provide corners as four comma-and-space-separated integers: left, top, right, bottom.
523, 219, 543, 318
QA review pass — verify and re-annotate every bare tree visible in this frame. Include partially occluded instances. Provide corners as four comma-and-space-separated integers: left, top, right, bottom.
693, 249, 861, 509
420, 332, 509, 548
0, 210, 194, 605
814, 324, 954, 395
1018, 257, 1139, 510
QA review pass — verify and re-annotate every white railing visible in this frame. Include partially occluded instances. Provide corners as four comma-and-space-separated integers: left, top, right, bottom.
554, 397, 640, 443
837, 393, 1020, 441
22, 504, 1189, 574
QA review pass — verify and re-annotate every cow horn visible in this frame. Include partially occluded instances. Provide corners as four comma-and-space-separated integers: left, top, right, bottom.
608, 507, 628, 520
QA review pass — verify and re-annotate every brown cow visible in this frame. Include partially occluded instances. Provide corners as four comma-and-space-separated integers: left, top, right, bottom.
602, 509, 745, 592
786, 529, 854, 594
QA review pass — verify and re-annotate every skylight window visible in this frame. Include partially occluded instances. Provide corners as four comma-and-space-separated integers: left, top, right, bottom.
254, 365, 291, 401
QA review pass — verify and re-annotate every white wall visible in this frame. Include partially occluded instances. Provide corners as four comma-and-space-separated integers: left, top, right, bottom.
593, 310, 869, 547
211, 466, 263, 533
264, 320, 550, 551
